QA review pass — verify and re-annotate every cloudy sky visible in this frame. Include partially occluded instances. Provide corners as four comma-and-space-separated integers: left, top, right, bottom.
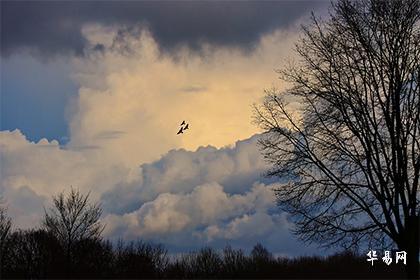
1, 1, 332, 255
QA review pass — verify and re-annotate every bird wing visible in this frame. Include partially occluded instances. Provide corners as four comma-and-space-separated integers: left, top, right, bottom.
184, 124, 189, 129
181, 121, 186, 125
177, 127, 183, 134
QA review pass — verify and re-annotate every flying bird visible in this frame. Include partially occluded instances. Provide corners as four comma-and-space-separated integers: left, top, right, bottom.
177, 120, 190, 135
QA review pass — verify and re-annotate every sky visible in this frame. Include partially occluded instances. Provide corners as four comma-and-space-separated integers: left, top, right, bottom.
0, 1, 332, 256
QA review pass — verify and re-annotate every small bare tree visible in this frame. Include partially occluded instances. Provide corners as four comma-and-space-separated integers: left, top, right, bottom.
0, 199, 12, 277
43, 188, 104, 261
254, 0, 419, 278
0, 205, 11, 248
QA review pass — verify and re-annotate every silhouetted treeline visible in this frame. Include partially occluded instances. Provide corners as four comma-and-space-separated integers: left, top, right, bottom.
0, 190, 413, 279
0, 228, 408, 279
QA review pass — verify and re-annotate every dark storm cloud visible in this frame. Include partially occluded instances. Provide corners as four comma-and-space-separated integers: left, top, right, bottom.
1, 1, 326, 57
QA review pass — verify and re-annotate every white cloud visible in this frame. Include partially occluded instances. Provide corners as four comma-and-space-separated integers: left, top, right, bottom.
67, 24, 298, 168
0, 23, 317, 255
0, 128, 305, 253
202, 212, 279, 241
103, 182, 275, 238
2, 185, 47, 229
100, 134, 272, 215
98, 137, 299, 253
0, 129, 133, 199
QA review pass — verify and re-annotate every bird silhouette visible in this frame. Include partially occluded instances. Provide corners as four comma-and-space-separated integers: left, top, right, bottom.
184, 123, 189, 130
180, 120, 186, 126
177, 127, 184, 135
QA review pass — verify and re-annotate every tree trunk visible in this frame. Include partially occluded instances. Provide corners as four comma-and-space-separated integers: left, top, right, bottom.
402, 216, 419, 279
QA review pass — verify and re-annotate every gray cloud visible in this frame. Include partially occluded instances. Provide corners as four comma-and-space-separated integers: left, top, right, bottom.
98, 134, 313, 254
101, 134, 279, 215
0, 129, 322, 255
1, 185, 47, 229
1, 1, 327, 57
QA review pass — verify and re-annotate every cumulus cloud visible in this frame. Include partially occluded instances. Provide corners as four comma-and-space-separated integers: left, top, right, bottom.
0, 128, 305, 254
1, 185, 47, 229
0, 23, 317, 255
103, 182, 276, 239
99, 136, 298, 253
0, 129, 133, 199
100, 134, 276, 215
66, 24, 299, 169
202, 211, 281, 241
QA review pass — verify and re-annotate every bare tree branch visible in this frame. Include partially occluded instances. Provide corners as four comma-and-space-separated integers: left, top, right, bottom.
254, 0, 419, 278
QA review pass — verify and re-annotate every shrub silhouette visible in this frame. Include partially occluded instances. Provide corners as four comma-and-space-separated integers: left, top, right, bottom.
1, 229, 65, 279
0, 203, 12, 278
70, 238, 114, 278
221, 246, 248, 278
112, 240, 168, 278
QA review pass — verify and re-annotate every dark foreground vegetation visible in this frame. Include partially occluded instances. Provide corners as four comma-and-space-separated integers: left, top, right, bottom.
0, 229, 410, 279
0, 182, 417, 279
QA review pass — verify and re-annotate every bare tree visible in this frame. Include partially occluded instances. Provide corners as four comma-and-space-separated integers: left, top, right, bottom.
0, 204, 11, 248
43, 187, 104, 262
0, 199, 12, 278
254, 0, 419, 277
